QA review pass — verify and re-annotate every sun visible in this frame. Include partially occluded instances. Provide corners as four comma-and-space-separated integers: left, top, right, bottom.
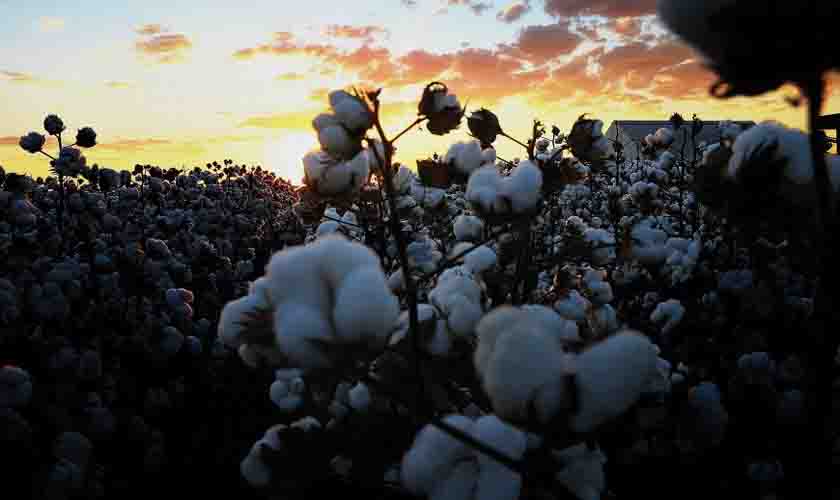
263, 131, 319, 184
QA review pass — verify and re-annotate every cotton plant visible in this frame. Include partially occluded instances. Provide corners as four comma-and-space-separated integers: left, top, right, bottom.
219, 234, 399, 373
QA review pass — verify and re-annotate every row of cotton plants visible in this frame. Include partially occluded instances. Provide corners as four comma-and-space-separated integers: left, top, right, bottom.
210, 82, 831, 500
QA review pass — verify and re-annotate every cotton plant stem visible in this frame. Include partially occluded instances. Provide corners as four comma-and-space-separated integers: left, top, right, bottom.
369, 100, 425, 424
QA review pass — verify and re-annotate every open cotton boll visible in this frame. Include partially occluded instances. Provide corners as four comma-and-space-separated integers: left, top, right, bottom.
472, 415, 527, 500
272, 301, 335, 371
394, 165, 417, 194
630, 220, 669, 265
569, 331, 658, 433
315, 234, 382, 291
500, 161, 542, 213
522, 305, 581, 344
454, 215, 484, 242
332, 266, 400, 344
463, 245, 497, 274
445, 140, 492, 176
159, 326, 185, 357
270, 376, 306, 412
686, 382, 729, 447
727, 122, 811, 184
650, 299, 685, 336
329, 90, 373, 132
407, 237, 443, 273
583, 228, 616, 266
554, 290, 591, 322
474, 307, 572, 423
218, 294, 265, 348
348, 382, 372, 412
0, 365, 33, 408
401, 414, 474, 495
466, 166, 503, 213
553, 444, 607, 500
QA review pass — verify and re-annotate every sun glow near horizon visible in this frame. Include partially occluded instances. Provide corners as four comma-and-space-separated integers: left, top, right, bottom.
263, 131, 318, 183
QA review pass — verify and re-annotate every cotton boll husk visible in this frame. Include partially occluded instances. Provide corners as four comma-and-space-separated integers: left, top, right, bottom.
401, 414, 474, 495
273, 301, 334, 371
332, 266, 399, 344
570, 331, 658, 433
501, 161, 542, 213
454, 215, 484, 242
473, 415, 527, 500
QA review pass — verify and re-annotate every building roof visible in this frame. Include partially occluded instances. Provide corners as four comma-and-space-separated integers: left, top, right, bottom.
606, 120, 756, 159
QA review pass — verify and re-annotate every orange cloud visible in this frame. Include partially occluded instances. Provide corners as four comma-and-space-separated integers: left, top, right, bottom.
135, 24, 166, 35
498, 21, 582, 64
135, 31, 192, 64
497, 1, 531, 23
97, 138, 173, 152
0, 136, 21, 147
544, 0, 658, 18
323, 25, 388, 41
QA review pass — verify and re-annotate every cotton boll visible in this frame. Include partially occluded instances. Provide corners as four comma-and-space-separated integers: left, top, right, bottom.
316, 220, 341, 237
315, 234, 380, 291
445, 294, 484, 338
401, 414, 474, 495
521, 305, 581, 344
218, 293, 269, 348
270, 376, 305, 412
474, 307, 572, 423
332, 267, 399, 344
472, 415, 526, 500
570, 331, 658, 433
348, 382, 372, 412
329, 90, 373, 132
273, 301, 334, 371
553, 444, 607, 500
466, 166, 502, 213
650, 299, 685, 336
454, 215, 484, 242
463, 245, 497, 274
554, 290, 591, 322
0, 365, 33, 408
501, 160, 542, 213
429, 460, 479, 500
686, 382, 729, 447
445, 140, 486, 176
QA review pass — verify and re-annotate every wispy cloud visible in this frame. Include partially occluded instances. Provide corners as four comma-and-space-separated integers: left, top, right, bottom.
0, 136, 21, 146
104, 80, 132, 89
496, 0, 530, 23
1, 70, 37, 83
135, 25, 192, 64
37, 17, 65, 32
447, 0, 494, 15
323, 24, 389, 42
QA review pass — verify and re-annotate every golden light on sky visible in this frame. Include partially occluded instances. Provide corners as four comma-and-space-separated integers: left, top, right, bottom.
1, 1, 838, 181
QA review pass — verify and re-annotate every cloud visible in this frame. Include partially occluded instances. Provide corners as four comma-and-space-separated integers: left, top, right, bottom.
135, 24, 166, 35
96, 138, 174, 152
104, 80, 132, 89
323, 25, 388, 41
238, 110, 318, 130
0, 136, 21, 147
499, 21, 582, 64
0, 70, 37, 83
544, 0, 657, 18
276, 72, 305, 81
595, 40, 697, 91
401, 0, 417, 6
496, 0, 531, 23
135, 27, 192, 64
447, 0, 494, 15
37, 17, 65, 32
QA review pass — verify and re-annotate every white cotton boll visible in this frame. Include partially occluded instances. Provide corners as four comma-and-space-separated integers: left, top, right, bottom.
266, 241, 333, 312
446, 140, 486, 176
273, 301, 334, 370
218, 294, 266, 348
401, 414, 474, 495
466, 166, 502, 212
473, 415, 527, 500
570, 331, 658, 433
388, 268, 405, 293
687, 382, 728, 446
429, 460, 479, 500
329, 90, 372, 132
583, 228, 616, 266
650, 299, 685, 336
395, 165, 416, 194
445, 294, 484, 338
464, 245, 497, 274
585, 280, 613, 306
316, 220, 341, 237
348, 382, 372, 412
240, 446, 272, 488
475, 308, 571, 423
454, 215, 484, 242
554, 290, 591, 322
553, 444, 607, 500
315, 234, 381, 290
728, 122, 816, 189
270, 378, 305, 412
159, 326, 185, 356
333, 267, 400, 344
312, 112, 340, 132
0, 365, 33, 408
318, 124, 357, 159
522, 305, 581, 344
654, 128, 675, 147
501, 161, 542, 213
589, 304, 619, 338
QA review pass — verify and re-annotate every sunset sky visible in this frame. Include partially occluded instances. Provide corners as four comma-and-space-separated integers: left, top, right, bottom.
2, 0, 838, 181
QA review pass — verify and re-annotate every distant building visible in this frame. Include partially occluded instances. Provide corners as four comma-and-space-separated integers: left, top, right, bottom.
604, 120, 756, 160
